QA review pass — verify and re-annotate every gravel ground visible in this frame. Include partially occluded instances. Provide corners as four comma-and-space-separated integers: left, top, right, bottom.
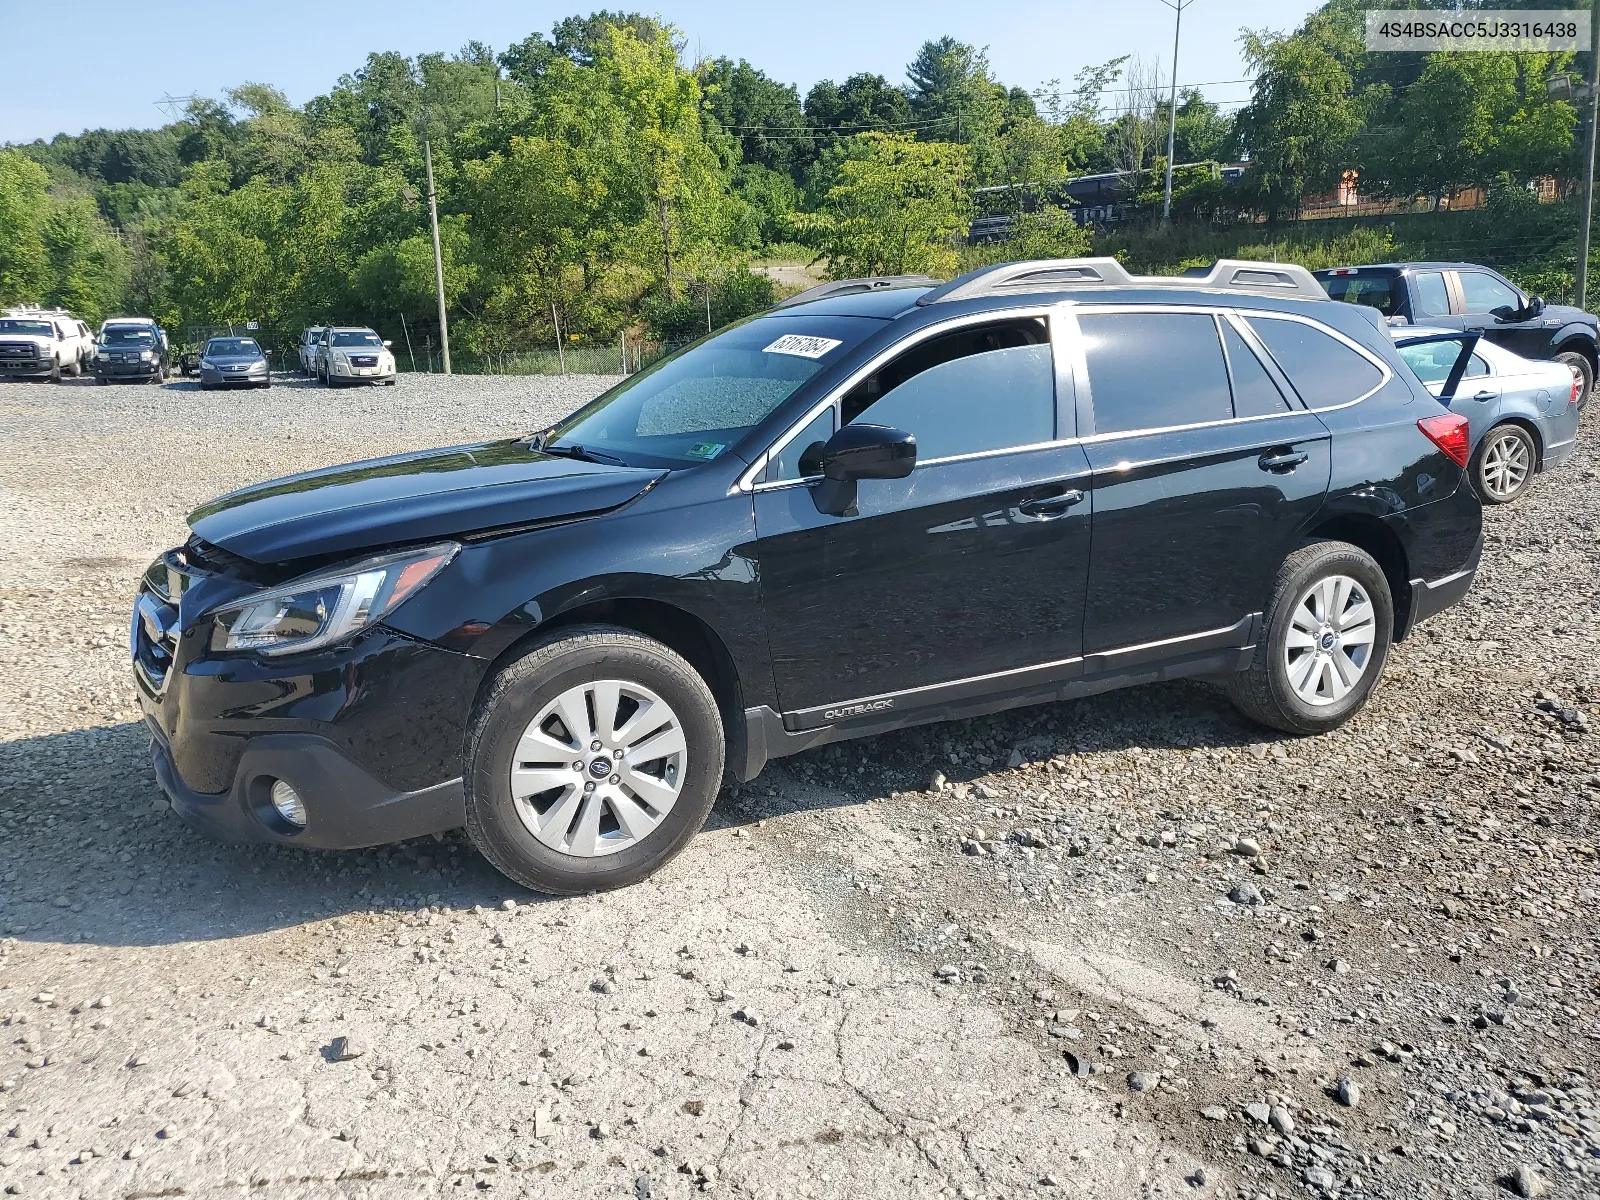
0, 372, 1597, 1200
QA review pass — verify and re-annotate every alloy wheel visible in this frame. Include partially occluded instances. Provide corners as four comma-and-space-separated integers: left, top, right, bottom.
1283, 574, 1376, 707
509, 679, 687, 858
1480, 430, 1531, 501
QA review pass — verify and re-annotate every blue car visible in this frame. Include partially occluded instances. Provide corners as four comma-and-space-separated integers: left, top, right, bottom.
1391, 327, 1581, 504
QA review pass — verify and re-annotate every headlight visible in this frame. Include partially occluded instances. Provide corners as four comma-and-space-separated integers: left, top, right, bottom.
139, 349, 153, 361
199, 359, 214, 369
334, 351, 349, 363
208, 543, 457, 657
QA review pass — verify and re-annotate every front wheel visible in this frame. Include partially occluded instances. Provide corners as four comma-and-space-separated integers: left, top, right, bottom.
1226, 540, 1393, 736
1471, 422, 1536, 505
465, 625, 725, 895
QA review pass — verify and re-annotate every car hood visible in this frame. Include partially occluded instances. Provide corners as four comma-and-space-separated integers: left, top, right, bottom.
1537, 303, 1597, 327
188, 439, 666, 563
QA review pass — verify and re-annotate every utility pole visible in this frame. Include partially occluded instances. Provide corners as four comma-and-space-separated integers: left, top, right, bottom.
424, 139, 452, 375
1577, 0, 1600, 308
1158, 0, 1196, 222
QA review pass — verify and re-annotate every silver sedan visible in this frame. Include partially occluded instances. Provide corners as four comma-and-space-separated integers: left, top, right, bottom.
1392, 329, 1581, 504
198, 337, 271, 391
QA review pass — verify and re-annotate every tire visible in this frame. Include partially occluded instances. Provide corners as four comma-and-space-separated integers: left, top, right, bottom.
65, 358, 81, 377
1225, 540, 1393, 736
1554, 349, 1593, 408
95, 376, 109, 386
465, 625, 725, 895
1471, 422, 1536, 505
49, 360, 61, 383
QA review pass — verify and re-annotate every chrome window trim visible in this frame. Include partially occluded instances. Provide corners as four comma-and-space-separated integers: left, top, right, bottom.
750, 436, 1085, 493
735, 303, 1062, 494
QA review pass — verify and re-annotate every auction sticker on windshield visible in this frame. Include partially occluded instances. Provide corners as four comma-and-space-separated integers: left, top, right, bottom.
763, 334, 842, 359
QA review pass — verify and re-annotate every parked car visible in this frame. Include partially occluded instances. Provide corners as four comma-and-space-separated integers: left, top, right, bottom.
197, 337, 270, 391
133, 258, 1483, 895
93, 318, 169, 384
1390, 328, 1582, 504
1315, 262, 1599, 402
0, 306, 93, 380
297, 326, 326, 377
313, 326, 397, 386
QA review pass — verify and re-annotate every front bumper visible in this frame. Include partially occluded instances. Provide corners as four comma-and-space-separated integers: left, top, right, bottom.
0, 359, 52, 377
94, 360, 161, 379
200, 366, 269, 386
134, 578, 487, 848
329, 363, 396, 384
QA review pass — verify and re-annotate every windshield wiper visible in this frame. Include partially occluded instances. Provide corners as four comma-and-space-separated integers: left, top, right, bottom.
541, 442, 630, 467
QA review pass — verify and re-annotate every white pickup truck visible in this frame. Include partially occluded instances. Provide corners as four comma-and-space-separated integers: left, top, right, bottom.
0, 306, 94, 380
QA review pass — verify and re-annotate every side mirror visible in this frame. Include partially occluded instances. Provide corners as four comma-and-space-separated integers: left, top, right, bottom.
1526, 295, 1546, 319
383, 339, 394, 348
820, 423, 917, 481
812, 424, 916, 517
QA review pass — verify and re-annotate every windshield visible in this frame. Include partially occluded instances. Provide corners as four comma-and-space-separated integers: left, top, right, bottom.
333, 331, 382, 347
547, 315, 881, 467
0, 320, 54, 336
206, 338, 262, 357
1321, 274, 1398, 316
101, 328, 156, 346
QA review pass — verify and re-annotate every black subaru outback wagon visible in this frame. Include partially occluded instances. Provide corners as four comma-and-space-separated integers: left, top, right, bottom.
133, 259, 1483, 894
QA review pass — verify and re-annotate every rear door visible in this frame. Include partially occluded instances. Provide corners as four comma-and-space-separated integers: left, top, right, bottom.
1074, 307, 1334, 663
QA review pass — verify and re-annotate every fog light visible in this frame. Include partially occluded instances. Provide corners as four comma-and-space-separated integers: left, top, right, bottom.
270, 779, 307, 828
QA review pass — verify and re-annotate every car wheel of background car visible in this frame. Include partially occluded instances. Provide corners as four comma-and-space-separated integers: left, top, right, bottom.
1554, 350, 1593, 407
465, 625, 725, 895
1471, 422, 1536, 505
1226, 540, 1393, 736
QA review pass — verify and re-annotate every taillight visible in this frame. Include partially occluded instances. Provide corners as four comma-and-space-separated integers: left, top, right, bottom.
1417, 413, 1471, 468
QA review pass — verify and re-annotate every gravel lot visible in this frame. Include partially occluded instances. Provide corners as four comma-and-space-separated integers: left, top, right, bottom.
0, 372, 1597, 1200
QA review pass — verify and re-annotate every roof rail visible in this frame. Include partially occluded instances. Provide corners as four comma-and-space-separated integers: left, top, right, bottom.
772, 275, 940, 310
915, 258, 1327, 305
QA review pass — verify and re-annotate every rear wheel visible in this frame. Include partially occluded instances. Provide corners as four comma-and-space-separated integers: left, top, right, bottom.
1554, 349, 1593, 407
1471, 422, 1536, 505
465, 626, 724, 895
1226, 540, 1393, 735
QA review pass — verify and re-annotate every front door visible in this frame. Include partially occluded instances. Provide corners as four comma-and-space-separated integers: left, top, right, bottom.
1074, 308, 1332, 660
754, 313, 1093, 723
1452, 269, 1548, 358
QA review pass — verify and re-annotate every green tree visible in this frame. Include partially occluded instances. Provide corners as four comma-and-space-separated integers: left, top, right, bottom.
0, 150, 52, 306
41, 196, 128, 323
1358, 51, 1575, 200
1234, 23, 1371, 219
699, 58, 808, 176
797, 131, 971, 278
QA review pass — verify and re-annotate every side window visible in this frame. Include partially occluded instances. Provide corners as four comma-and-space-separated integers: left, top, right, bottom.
839, 318, 1053, 462
1457, 271, 1521, 314
1413, 271, 1449, 318
1467, 353, 1490, 377
1221, 322, 1291, 418
1246, 317, 1385, 410
766, 406, 837, 481
1081, 312, 1231, 434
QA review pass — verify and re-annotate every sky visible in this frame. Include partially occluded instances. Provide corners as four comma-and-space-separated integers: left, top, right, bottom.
2, 0, 1323, 145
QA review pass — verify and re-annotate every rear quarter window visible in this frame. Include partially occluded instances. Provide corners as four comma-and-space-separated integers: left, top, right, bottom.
1246, 317, 1386, 410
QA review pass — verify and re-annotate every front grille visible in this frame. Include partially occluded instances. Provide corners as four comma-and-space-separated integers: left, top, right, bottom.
350, 355, 379, 367
131, 549, 204, 694
0, 341, 40, 359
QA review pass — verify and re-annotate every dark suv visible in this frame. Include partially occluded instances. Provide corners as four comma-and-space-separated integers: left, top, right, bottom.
132, 259, 1484, 894
1315, 261, 1599, 401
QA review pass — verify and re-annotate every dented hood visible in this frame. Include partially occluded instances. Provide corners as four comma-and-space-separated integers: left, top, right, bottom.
188, 439, 664, 563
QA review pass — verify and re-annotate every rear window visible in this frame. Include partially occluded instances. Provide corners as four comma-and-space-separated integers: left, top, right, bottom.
1246, 317, 1386, 410
1082, 312, 1232, 434
1321, 273, 1397, 317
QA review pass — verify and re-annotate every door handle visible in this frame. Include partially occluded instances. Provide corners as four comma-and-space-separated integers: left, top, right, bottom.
1017, 488, 1085, 518
1258, 450, 1309, 473
1470, 389, 1498, 401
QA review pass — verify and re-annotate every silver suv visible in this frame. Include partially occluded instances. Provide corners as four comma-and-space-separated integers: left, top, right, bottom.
313, 326, 397, 387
